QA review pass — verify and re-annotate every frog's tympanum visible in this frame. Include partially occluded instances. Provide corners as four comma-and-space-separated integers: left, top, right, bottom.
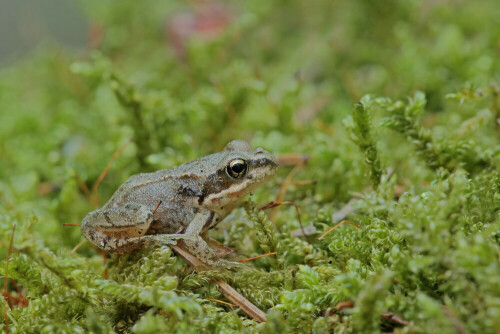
81, 140, 278, 267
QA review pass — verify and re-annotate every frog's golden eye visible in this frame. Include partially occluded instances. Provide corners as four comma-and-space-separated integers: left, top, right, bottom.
226, 159, 248, 179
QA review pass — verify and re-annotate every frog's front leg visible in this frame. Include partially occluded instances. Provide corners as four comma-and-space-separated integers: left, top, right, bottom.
183, 210, 242, 268
81, 203, 193, 253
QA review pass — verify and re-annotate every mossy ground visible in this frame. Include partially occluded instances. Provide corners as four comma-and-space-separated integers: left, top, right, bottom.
1, 1, 499, 333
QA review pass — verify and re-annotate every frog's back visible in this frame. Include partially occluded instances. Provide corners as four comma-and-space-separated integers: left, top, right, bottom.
103, 157, 214, 209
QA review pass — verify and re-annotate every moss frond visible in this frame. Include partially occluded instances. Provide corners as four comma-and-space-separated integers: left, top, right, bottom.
344, 95, 383, 189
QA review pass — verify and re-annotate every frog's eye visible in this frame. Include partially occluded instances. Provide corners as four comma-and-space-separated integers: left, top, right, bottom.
226, 159, 248, 179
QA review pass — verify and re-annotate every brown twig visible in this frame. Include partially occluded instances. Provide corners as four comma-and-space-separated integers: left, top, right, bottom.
380, 311, 410, 327
206, 298, 237, 307
171, 243, 267, 323
335, 300, 355, 311
276, 154, 309, 167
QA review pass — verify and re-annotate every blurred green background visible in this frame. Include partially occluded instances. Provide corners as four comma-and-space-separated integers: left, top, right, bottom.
0, 0, 87, 62
0, 0, 499, 333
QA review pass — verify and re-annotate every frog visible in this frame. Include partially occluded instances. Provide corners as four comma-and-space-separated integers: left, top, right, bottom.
81, 140, 279, 267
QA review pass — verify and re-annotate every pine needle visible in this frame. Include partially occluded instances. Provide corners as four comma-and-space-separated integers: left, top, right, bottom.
239, 252, 277, 262
316, 220, 360, 241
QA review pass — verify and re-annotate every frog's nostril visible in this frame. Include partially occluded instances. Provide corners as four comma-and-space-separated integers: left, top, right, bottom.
255, 157, 279, 168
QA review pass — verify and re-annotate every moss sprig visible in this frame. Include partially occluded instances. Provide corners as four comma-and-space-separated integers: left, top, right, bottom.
378, 92, 493, 174
243, 200, 281, 267
344, 95, 383, 189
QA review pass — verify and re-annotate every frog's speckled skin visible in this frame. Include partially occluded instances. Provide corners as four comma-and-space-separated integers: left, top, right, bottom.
81, 140, 278, 267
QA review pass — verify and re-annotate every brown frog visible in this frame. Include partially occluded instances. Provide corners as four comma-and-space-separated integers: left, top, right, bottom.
81, 140, 278, 267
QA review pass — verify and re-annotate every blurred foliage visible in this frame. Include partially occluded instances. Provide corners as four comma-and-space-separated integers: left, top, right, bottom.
1, 0, 499, 332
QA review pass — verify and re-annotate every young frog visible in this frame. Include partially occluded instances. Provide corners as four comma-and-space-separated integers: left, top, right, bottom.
81, 140, 278, 267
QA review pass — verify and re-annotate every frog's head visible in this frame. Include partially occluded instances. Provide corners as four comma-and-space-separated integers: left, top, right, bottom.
201, 140, 279, 212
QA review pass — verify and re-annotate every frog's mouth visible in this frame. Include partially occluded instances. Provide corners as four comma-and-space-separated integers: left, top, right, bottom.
205, 176, 271, 207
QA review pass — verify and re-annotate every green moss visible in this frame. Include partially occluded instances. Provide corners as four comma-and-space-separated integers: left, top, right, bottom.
1, 0, 499, 333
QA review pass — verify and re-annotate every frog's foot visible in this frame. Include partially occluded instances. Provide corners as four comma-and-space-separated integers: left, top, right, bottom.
194, 260, 244, 271
183, 236, 244, 269
209, 259, 244, 269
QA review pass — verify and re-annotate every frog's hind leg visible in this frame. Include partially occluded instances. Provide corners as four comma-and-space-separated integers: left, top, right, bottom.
81, 203, 194, 254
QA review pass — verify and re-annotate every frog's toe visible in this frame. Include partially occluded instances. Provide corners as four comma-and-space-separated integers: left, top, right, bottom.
213, 259, 244, 269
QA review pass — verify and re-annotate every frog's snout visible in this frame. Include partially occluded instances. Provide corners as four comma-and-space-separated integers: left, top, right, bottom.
251, 149, 279, 182
271, 154, 279, 168
254, 148, 279, 167
267, 155, 279, 170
